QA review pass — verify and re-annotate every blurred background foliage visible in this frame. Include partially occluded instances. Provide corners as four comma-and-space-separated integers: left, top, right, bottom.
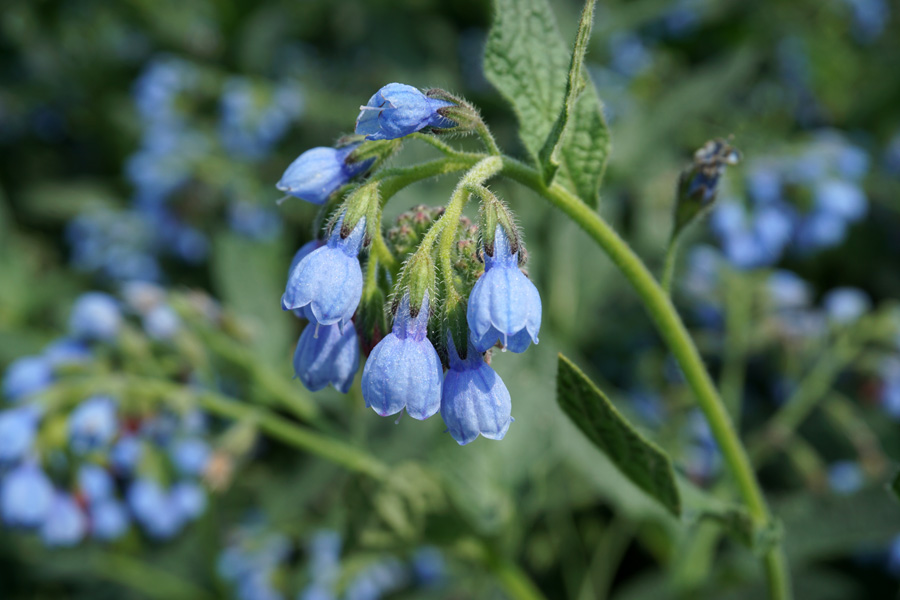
1, 0, 900, 598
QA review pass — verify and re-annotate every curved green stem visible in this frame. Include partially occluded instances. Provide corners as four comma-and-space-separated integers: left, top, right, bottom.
720, 269, 753, 423
409, 132, 469, 157
39, 375, 388, 480
374, 155, 480, 201
748, 330, 864, 467
660, 236, 679, 296
498, 156, 791, 600
436, 157, 504, 293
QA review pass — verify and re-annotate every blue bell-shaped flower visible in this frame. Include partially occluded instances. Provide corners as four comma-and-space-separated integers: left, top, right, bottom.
361, 292, 443, 420
440, 335, 512, 445
277, 144, 373, 205
467, 226, 541, 353
292, 321, 360, 393
282, 218, 366, 327
355, 83, 455, 141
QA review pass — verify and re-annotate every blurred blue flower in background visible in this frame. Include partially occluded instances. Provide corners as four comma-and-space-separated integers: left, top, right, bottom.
1, 462, 54, 528
2, 356, 53, 402
67, 396, 118, 454
41, 493, 87, 547
709, 133, 870, 269
827, 461, 864, 495
823, 287, 871, 325
220, 77, 304, 161
69, 292, 122, 342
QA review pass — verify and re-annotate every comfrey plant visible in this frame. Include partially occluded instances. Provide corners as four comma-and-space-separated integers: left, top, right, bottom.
279, 91, 541, 445
264, 0, 885, 595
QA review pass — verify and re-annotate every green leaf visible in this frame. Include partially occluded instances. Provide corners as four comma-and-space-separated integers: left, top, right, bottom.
211, 233, 292, 364
558, 84, 610, 208
556, 354, 681, 516
484, 0, 609, 207
538, 0, 596, 183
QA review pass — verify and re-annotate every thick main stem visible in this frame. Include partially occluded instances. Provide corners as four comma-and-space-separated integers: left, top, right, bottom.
499, 157, 791, 600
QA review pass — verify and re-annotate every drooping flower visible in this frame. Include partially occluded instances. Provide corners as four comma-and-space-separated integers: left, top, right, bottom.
287, 240, 325, 320
0, 407, 39, 463
77, 464, 115, 504
90, 498, 130, 541
440, 335, 512, 445
110, 435, 143, 474
0, 462, 54, 527
362, 292, 443, 420
355, 83, 455, 141
41, 493, 87, 547
282, 218, 366, 327
823, 287, 871, 324
127, 478, 184, 540
143, 304, 181, 340
67, 396, 118, 454
170, 438, 211, 476
170, 481, 207, 520
69, 292, 122, 341
467, 226, 541, 353
292, 321, 360, 393
276, 144, 372, 205
2, 355, 53, 402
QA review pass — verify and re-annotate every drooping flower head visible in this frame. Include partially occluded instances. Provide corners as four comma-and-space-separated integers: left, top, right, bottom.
287, 240, 325, 321
293, 322, 360, 393
67, 396, 118, 455
277, 144, 373, 205
356, 83, 456, 141
282, 217, 366, 327
41, 492, 87, 547
362, 292, 443, 420
69, 292, 122, 342
467, 225, 541, 353
90, 498, 130, 541
0, 407, 39, 463
440, 335, 512, 445
3, 355, 53, 402
1, 462, 54, 527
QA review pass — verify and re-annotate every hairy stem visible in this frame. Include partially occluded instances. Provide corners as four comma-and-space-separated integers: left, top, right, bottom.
748, 330, 864, 467
40, 375, 388, 480
499, 156, 791, 600
660, 236, 680, 296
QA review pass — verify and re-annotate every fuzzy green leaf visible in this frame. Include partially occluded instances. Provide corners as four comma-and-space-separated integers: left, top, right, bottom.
484, 0, 609, 207
538, 0, 596, 183
556, 354, 681, 516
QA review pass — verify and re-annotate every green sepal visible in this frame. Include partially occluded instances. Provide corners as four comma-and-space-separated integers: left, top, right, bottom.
339, 182, 379, 236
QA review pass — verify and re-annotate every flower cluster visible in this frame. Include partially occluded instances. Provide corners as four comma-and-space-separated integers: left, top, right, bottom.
709, 132, 869, 269
0, 286, 232, 546
67, 56, 301, 283
278, 83, 541, 445
218, 526, 444, 600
